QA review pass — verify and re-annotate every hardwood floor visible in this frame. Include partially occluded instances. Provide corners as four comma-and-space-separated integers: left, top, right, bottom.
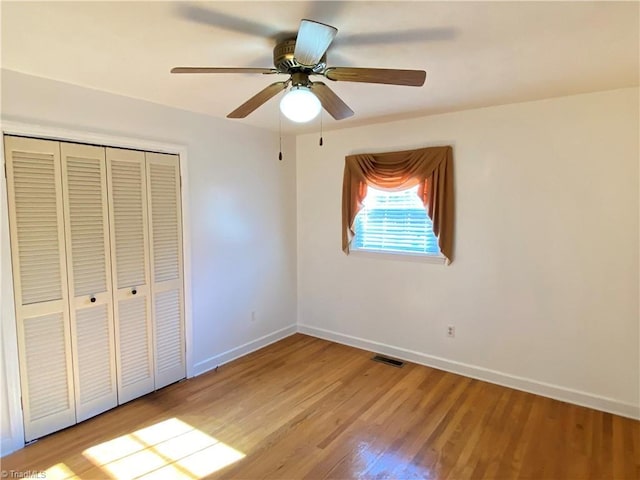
2, 334, 638, 479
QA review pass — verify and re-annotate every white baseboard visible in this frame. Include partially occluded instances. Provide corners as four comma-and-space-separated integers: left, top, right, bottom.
297, 324, 640, 420
192, 324, 297, 377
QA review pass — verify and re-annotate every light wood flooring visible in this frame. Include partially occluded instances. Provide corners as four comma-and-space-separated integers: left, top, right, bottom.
2, 333, 639, 479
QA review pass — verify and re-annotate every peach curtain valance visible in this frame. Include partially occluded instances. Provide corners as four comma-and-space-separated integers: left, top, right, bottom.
342, 145, 454, 263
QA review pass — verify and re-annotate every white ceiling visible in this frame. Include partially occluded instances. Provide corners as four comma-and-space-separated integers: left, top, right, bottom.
1, 1, 638, 133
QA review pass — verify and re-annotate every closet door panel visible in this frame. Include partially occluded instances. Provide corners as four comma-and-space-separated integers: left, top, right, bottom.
106, 148, 155, 403
60, 142, 117, 421
146, 153, 185, 389
4, 136, 75, 441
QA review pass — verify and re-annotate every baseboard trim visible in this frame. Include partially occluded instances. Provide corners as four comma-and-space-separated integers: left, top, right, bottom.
192, 324, 297, 377
297, 324, 639, 420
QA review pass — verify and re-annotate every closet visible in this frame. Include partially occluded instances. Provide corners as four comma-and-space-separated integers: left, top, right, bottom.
4, 136, 185, 442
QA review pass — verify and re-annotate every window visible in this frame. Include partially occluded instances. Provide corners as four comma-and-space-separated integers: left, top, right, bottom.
342, 145, 453, 262
352, 185, 441, 256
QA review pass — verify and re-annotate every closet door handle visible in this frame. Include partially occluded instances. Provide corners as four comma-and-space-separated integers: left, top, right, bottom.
131, 288, 137, 295
90, 296, 96, 303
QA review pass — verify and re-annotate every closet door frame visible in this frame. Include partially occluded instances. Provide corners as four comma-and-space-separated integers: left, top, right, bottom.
0, 121, 192, 455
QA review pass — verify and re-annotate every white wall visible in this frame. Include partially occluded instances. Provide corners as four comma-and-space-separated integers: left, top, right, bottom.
0, 70, 298, 454
297, 88, 639, 418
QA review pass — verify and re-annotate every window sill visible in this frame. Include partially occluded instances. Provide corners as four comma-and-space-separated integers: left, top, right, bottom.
348, 248, 447, 265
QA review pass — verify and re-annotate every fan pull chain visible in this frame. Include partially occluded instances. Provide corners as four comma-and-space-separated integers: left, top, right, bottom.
319, 110, 324, 146
279, 109, 283, 161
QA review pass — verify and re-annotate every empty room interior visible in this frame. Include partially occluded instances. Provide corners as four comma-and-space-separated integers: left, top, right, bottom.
0, 1, 639, 479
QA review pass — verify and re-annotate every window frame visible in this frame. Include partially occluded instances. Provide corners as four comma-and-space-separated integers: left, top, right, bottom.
348, 247, 447, 264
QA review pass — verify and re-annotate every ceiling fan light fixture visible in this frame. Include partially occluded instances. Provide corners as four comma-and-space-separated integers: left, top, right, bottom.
280, 86, 321, 123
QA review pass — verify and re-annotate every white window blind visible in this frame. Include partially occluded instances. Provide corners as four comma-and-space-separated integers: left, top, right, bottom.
353, 185, 440, 256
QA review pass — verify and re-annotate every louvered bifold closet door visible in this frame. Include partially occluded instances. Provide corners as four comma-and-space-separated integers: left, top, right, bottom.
106, 148, 155, 404
60, 143, 118, 421
146, 153, 185, 389
4, 136, 76, 442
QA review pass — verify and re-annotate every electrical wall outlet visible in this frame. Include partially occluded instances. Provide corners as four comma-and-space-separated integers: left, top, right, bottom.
447, 325, 455, 338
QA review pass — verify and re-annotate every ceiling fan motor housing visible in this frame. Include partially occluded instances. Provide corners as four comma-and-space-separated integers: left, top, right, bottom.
273, 39, 326, 73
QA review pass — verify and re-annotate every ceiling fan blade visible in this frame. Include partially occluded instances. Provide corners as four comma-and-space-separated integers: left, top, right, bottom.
325, 67, 426, 86
310, 82, 354, 120
171, 67, 278, 74
293, 19, 338, 66
227, 82, 287, 118
177, 4, 276, 39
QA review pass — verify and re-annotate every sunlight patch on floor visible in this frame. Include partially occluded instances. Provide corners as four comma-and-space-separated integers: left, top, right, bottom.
81, 418, 245, 479
44, 462, 79, 479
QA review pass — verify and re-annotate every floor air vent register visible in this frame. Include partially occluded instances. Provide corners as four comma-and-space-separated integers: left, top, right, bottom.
371, 354, 405, 368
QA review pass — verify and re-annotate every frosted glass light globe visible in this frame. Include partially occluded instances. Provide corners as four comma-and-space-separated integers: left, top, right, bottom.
279, 86, 321, 123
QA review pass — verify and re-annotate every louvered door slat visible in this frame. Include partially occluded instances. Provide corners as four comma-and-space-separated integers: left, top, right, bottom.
75, 306, 113, 402
146, 153, 185, 389
61, 142, 117, 422
24, 315, 71, 419
118, 296, 152, 387
4, 136, 76, 442
154, 289, 183, 373
111, 160, 147, 288
11, 151, 62, 305
106, 148, 155, 404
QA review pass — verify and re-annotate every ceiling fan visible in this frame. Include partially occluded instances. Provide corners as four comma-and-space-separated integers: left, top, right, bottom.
171, 19, 427, 123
